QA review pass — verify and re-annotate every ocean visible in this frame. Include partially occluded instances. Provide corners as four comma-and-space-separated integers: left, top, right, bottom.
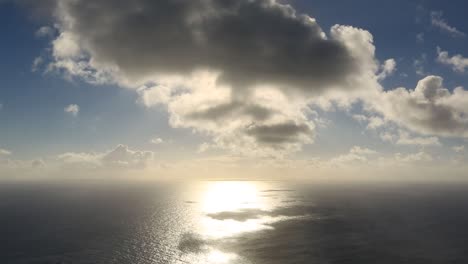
2, 180, 468, 264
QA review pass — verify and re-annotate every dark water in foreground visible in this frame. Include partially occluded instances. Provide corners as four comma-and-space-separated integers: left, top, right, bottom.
2, 181, 468, 264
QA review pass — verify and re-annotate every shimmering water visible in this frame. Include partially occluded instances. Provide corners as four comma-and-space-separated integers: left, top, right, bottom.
2, 180, 468, 263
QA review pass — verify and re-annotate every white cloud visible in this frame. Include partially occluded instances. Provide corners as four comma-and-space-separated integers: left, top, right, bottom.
396, 130, 441, 146
328, 146, 378, 166
369, 75, 468, 138
352, 114, 368, 123
32, 56, 44, 72
325, 145, 434, 170
0, 148, 12, 156
64, 104, 79, 116
431, 11, 465, 37
452, 145, 465, 153
197, 143, 211, 153
395, 151, 433, 163
366, 116, 385, 130
377, 59, 396, 80
31, 159, 46, 168
0, 156, 47, 172
35, 26, 55, 38
350, 146, 378, 155
416, 32, 424, 42
150, 137, 163, 145
378, 131, 394, 143
413, 54, 427, 76
437, 47, 468, 73
58, 144, 154, 170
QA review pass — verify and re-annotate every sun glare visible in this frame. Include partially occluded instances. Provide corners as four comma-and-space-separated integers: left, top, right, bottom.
200, 181, 266, 214
195, 181, 278, 240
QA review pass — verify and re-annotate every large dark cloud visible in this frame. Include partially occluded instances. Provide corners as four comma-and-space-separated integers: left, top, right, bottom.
38, 0, 361, 93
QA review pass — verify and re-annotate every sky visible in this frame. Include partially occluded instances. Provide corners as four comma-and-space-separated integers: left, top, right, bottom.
1, 0, 468, 180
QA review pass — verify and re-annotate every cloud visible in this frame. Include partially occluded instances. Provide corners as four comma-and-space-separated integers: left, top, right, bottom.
416, 32, 424, 43
58, 144, 154, 170
358, 119, 441, 146
0, 157, 47, 171
413, 54, 427, 76
0, 148, 12, 156
380, 131, 396, 143
351, 114, 385, 130
452, 145, 465, 153
352, 114, 368, 123
366, 116, 385, 130
31, 56, 44, 72
370, 76, 468, 138
437, 47, 468, 73
31, 0, 382, 156
35, 26, 54, 38
376, 129, 441, 146
395, 151, 433, 163
350, 146, 378, 155
64, 104, 79, 116
328, 146, 378, 166
323, 145, 435, 171
245, 121, 314, 146
395, 130, 441, 146
430, 11, 465, 37
31, 159, 46, 168
377, 58, 396, 80
42, 0, 374, 92
150, 137, 163, 145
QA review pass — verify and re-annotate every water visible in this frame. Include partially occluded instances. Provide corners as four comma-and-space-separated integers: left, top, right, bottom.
2, 180, 468, 263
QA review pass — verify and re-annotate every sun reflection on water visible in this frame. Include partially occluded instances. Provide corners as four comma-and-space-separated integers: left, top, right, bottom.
201, 181, 267, 214
178, 181, 291, 263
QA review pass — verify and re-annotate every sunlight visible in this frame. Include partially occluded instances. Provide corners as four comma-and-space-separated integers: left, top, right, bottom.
206, 249, 237, 263
196, 181, 277, 239
200, 181, 266, 214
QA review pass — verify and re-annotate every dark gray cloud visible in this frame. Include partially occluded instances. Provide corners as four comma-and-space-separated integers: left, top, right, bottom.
187, 101, 274, 122
246, 121, 314, 145
38, 0, 360, 93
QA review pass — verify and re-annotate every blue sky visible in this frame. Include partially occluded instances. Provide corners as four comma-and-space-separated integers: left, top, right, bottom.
1, 0, 468, 179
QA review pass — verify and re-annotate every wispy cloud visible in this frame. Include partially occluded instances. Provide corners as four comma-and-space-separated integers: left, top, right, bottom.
396, 131, 441, 146
58, 144, 154, 170
431, 11, 465, 37
452, 145, 465, 153
0, 148, 12, 156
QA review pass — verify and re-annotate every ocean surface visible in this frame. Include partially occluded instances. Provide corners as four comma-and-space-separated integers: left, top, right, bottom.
2, 180, 468, 264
